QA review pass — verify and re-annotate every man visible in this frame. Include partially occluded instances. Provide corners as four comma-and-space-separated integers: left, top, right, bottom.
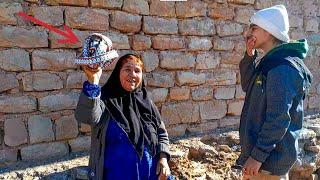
237, 5, 313, 180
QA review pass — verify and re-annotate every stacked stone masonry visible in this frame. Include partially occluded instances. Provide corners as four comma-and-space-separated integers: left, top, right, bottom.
0, 0, 319, 164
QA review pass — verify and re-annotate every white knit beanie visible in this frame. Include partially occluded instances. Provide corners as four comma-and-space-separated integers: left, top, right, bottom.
250, 5, 290, 43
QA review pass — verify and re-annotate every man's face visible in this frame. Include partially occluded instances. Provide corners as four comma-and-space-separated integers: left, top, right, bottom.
246, 24, 272, 49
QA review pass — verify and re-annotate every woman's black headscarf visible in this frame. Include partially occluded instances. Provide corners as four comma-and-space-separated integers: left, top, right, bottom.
101, 54, 161, 158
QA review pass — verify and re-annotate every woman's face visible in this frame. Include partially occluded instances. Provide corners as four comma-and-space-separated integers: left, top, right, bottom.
119, 59, 143, 92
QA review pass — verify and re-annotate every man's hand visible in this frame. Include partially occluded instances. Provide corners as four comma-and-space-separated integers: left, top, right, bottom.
156, 153, 170, 180
246, 35, 256, 57
243, 156, 262, 176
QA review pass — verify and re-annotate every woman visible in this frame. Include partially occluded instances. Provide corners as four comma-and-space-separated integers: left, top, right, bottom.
75, 53, 172, 180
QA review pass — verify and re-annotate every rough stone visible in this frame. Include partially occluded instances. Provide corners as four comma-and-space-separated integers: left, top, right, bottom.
105, 31, 130, 50
148, 88, 168, 103
290, 163, 316, 180
187, 37, 212, 51
66, 72, 87, 89
176, 0, 207, 18
235, 84, 246, 99
55, 115, 79, 140
220, 51, 242, 65
289, 15, 303, 28
152, 35, 185, 50
167, 124, 187, 137
213, 37, 234, 51
308, 96, 320, 109
45, 0, 88, 6
0, 149, 18, 166
187, 121, 219, 134
146, 72, 175, 88
187, 141, 219, 159
234, 6, 254, 24
31, 6, 64, 26
303, 2, 318, 17
161, 102, 199, 125
305, 18, 319, 32
0, 49, 30, 72
199, 100, 227, 120
141, 51, 159, 72
0, 2, 23, 25
131, 35, 151, 51
143, 17, 178, 35
68, 136, 91, 152
192, 86, 213, 101
304, 145, 320, 153
179, 18, 216, 36
90, 0, 123, 9
49, 29, 90, 49
290, 29, 307, 40
150, 0, 175, 17
0, 26, 48, 48
298, 128, 316, 141
0, 96, 37, 113
208, 3, 234, 20
21, 72, 63, 91
79, 123, 91, 133
228, 100, 244, 116
254, 0, 272, 9
65, 7, 109, 31
206, 70, 237, 86
227, 0, 254, 4
176, 72, 206, 86
28, 115, 54, 144
4, 119, 28, 146
160, 52, 195, 70
21, 142, 69, 161
214, 86, 236, 100
169, 87, 190, 101
196, 52, 220, 70
0, 73, 19, 93
216, 23, 243, 37
123, 0, 149, 15
110, 11, 141, 33
219, 116, 240, 128
32, 50, 76, 71
38, 92, 80, 112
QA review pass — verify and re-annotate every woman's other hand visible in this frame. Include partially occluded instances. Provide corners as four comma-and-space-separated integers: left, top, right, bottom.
82, 64, 102, 85
156, 153, 170, 180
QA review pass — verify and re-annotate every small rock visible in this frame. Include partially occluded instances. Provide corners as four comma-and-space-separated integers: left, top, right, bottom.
299, 128, 317, 140
225, 131, 240, 145
206, 172, 223, 180
290, 163, 316, 179
188, 141, 218, 159
307, 125, 320, 137
72, 166, 89, 180
304, 145, 320, 153
217, 145, 232, 153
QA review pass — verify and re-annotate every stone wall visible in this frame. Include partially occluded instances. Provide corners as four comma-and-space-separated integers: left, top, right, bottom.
0, 0, 319, 164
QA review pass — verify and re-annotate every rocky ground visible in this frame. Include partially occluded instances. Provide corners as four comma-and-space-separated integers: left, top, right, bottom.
1, 114, 320, 180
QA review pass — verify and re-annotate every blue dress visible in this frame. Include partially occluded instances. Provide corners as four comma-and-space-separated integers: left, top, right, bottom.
103, 119, 159, 180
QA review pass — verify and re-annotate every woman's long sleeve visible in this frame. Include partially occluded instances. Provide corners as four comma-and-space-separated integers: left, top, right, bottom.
75, 81, 106, 126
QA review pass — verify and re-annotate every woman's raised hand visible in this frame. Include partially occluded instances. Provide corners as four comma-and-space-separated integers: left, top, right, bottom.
82, 65, 102, 85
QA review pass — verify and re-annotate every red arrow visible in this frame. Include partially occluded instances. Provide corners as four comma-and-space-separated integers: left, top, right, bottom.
17, 11, 79, 44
